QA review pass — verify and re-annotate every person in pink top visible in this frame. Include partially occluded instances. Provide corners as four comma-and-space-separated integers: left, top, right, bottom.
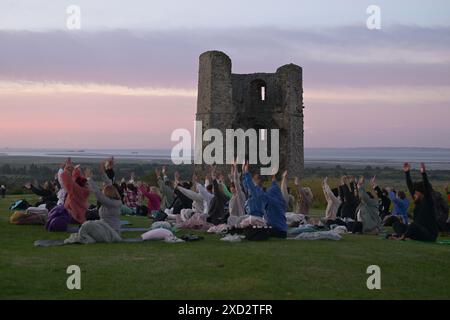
60, 158, 90, 224
138, 183, 162, 216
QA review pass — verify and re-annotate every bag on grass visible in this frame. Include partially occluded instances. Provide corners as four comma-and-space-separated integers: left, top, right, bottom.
180, 234, 204, 242
10, 211, 47, 225
86, 207, 100, 221
151, 210, 168, 222
136, 205, 148, 216
9, 199, 31, 211
151, 221, 172, 231
244, 226, 271, 241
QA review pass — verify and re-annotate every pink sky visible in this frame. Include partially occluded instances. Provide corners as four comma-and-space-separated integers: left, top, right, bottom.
1, 88, 449, 149
1, 27, 450, 149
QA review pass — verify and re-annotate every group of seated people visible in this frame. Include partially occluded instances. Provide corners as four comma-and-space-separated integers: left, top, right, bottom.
321, 162, 449, 242
22, 157, 449, 243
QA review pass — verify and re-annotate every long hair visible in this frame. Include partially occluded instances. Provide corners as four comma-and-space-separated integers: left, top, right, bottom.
103, 185, 121, 200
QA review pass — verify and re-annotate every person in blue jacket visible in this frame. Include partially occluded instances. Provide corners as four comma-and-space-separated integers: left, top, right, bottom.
388, 189, 410, 224
243, 163, 287, 238
243, 165, 265, 218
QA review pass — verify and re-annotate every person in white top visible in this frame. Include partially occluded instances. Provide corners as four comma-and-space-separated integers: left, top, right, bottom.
176, 174, 214, 221
228, 162, 246, 226
322, 177, 342, 222
56, 162, 68, 206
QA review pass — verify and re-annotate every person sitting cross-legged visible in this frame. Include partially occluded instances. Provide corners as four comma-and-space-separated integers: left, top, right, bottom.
243, 163, 287, 238
389, 163, 439, 242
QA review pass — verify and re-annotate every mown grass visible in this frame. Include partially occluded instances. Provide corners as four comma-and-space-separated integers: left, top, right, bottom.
0, 194, 449, 300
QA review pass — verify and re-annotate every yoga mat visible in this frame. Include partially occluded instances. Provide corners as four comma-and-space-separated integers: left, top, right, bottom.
65, 221, 133, 233
34, 239, 65, 247
121, 228, 150, 232
66, 226, 150, 233
67, 226, 80, 233
34, 238, 144, 247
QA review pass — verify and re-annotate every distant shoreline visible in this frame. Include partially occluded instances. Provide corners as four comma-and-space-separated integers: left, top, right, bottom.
1, 150, 449, 170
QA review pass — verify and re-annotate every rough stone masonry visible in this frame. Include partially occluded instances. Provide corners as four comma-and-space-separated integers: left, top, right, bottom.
195, 50, 304, 177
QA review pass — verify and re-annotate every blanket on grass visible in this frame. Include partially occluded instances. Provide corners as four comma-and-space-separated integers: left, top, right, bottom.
291, 230, 342, 241
64, 220, 122, 245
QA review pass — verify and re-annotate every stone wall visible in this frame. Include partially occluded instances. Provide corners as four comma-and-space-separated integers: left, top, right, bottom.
196, 51, 304, 177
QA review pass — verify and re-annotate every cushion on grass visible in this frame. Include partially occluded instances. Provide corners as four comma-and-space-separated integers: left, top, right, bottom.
141, 228, 173, 241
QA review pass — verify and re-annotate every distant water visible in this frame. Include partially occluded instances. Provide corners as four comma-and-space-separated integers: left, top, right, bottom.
304, 148, 450, 170
1, 147, 449, 169
0, 148, 172, 160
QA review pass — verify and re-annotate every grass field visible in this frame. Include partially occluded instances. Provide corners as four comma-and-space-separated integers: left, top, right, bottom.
1, 194, 449, 300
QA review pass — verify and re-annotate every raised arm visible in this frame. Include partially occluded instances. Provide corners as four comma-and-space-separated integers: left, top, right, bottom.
357, 177, 370, 204
403, 162, 415, 198
177, 185, 203, 202
221, 182, 232, 199
295, 177, 311, 203
388, 191, 403, 207
156, 168, 174, 201
61, 168, 75, 194
420, 163, 433, 202
281, 170, 290, 205
98, 161, 113, 186
196, 182, 214, 202
29, 184, 50, 197
322, 177, 332, 202
243, 172, 258, 196
88, 177, 118, 207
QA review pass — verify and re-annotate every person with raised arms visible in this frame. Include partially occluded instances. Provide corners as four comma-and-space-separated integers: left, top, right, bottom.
60, 158, 90, 224
322, 176, 342, 223
354, 176, 383, 235
390, 163, 438, 242
243, 163, 287, 238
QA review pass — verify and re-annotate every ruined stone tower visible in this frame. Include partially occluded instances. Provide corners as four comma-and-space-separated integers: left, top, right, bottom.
196, 51, 304, 177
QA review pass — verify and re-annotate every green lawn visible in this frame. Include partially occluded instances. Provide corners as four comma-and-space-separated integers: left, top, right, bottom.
0, 194, 449, 300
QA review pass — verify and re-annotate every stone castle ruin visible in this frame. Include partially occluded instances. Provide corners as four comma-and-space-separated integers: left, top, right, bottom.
195, 51, 304, 177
